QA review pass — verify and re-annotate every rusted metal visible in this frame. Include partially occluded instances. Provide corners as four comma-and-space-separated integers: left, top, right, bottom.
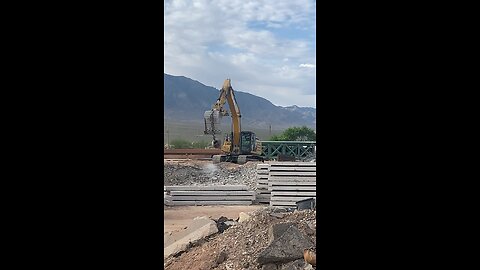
164, 149, 223, 155
164, 155, 213, 159
164, 148, 223, 160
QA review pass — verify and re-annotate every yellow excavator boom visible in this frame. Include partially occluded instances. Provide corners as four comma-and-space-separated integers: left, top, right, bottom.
204, 79, 242, 154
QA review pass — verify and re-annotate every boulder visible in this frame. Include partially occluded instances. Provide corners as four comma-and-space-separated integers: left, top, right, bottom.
268, 222, 295, 243
258, 224, 313, 265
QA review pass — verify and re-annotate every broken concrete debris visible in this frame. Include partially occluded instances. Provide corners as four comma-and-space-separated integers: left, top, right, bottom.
215, 216, 237, 233
164, 160, 259, 190
164, 207, 316, 270
238, 212, 251, 223
215, 250, 227, 264
270, 212, 287, 219
257, 224, 313, 265
267, 222, 296, 243
279, 259, 307, 270
262, 263, 278, 270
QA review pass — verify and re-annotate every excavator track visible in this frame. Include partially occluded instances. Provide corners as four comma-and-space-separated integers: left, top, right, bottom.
212, 155, 224, 164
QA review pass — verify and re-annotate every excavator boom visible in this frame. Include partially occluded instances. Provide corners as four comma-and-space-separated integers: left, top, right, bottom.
204, 79, 241, 154
203, 79, 263, 164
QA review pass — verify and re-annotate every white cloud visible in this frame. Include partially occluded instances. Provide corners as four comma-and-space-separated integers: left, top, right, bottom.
164, 0, 316, 107
299, 64, 316, 68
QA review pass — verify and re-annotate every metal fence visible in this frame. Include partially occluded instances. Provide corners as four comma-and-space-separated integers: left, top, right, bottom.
260, 141, 316, 160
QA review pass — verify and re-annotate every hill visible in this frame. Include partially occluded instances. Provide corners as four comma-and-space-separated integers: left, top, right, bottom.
164, 74, 316, 130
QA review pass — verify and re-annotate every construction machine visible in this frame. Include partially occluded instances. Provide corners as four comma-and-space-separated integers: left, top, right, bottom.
204, 79, 263, 164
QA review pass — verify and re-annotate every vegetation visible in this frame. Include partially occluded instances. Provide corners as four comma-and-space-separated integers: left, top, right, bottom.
269, 126, 316, 141
169, 139, 210, 149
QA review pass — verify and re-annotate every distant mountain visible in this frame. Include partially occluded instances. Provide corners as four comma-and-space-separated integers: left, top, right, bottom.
164, 73, 316, 129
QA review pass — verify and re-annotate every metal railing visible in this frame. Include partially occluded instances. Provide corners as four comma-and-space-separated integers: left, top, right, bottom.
260, 141, 316, 160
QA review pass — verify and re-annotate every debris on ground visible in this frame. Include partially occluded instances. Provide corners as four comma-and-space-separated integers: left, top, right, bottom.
215, 216, 237, 233
238, 212, 251, 223
164, 207, 316, 270
164, 160, 259, 190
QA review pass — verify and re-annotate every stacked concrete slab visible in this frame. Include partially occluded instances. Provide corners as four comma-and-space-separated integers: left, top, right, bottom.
268, 162, 316, 207
164, 185, 255, 206
255, 164, 271, 204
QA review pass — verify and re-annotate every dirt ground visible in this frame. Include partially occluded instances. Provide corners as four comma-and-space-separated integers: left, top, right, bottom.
164, 205, 266, 233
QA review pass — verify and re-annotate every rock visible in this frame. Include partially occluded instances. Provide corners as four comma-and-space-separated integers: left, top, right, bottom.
242, 262, 250, 268
303, 249, 316, 267
262, 264, 278, 270
257, 224, 313, 265
218, 216, 229, 223
224, 221, 237, 226
307, 221, 316, 230
238, 212, 251, 223
304, 264, 314, 270
217, 222, 229, 233
216, 251, 227, 264
270, 212, 286, 219
272, 207, 287, 213
268, 222, 295, 242
278, 259, 305, 270
304, 226, 315, 236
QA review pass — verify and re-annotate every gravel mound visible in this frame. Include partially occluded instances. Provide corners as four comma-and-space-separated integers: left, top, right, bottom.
164, 160, 259, 190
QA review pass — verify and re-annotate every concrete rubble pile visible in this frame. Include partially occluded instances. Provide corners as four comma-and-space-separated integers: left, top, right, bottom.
164, 207, 317, 270
164, 160, 259, 190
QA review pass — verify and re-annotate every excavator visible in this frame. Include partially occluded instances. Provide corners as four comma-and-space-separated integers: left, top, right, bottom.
204, 79, 263, 164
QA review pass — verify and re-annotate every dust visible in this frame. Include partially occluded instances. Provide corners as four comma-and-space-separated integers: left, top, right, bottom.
202, 163, 218, 175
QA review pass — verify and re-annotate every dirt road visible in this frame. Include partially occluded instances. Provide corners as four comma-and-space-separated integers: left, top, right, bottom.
164, 205, 265, 233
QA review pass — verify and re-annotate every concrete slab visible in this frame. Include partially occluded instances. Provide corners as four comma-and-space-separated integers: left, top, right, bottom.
164, 216, 218, 259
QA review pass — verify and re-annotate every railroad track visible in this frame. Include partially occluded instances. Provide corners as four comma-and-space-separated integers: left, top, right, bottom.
164, 148, 223, 159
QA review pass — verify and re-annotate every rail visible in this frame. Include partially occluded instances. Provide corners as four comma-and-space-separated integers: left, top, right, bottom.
163, 141, 316, 160
260, 141, 316, 160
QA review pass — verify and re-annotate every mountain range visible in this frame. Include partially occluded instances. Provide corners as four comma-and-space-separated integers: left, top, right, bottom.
164, 73, 316, 129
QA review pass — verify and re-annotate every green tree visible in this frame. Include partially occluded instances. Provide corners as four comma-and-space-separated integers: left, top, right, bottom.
269, 126, 316, 141
191, 141, 210, 149
170, 139, 193, 149
170, 139, 211, 149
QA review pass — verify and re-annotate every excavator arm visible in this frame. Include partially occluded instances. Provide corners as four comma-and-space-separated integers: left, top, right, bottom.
204, 79, 241, 154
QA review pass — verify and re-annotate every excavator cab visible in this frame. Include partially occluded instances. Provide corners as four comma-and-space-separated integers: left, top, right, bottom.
240, 131, 256, 154
212, 131, 262, 164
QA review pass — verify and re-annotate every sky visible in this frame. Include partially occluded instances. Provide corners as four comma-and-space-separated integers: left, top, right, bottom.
164, 0, 316, 108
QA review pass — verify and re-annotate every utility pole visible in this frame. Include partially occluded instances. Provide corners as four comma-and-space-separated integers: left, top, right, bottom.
165, 118, 170, 149
269, 124, 272, 137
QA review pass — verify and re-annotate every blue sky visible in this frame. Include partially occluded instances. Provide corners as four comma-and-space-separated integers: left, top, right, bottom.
164, 0, 316, 108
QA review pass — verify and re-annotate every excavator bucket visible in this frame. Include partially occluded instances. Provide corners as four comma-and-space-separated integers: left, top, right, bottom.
204, 109, 222, 135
